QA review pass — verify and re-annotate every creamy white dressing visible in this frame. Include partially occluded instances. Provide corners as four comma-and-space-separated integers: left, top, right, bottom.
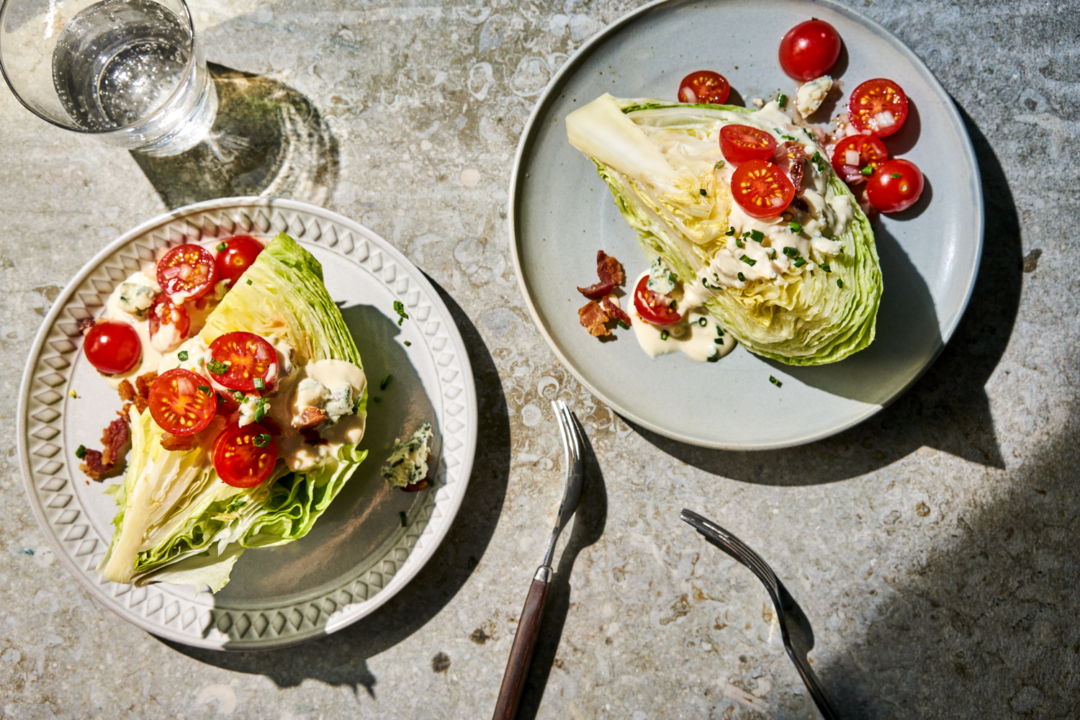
103, 271, 165, 389
270, 359, 367, 471
623, 279, 737, 363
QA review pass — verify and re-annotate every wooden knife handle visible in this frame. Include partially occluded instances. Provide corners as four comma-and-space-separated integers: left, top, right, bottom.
492, 575, 550, 720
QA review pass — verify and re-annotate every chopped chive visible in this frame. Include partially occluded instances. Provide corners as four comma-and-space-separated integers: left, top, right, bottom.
380, 374, 393, 391
715, 160, 725, 169
393, 300, 409, 326
738, 272, 746, 282
178, 350, 189, 361
781, 134, 796, 141
777, 93, 788, 107
725, 226, 736, 236
373, 396, 382, 403
716, 325, 724, 336
735, 238, 744, 248
820, 263, 831, 272
246, 279, 253, 285
617, 320, 629, 329
769, 376, 782, 387
811, 151, 826, 172
216, 242, 227, 252
660, 330, 669, 341
788, 222, 802, 234
75, 444, 87, 459
254, 399, 267, 421
793, 257, 806, 268
771, 249, 778, 260
707, 351, 720, 363
404, 340, 412, 347
670, 299, 678, 310
861, 166, 873, 177
783, 246, 799, 258
207, 359, 229, 375
714, 338, 724, 345
750, 230, 764, 242
891, 172, 902, 179
803, 128, 814, 139
234, 390, 244, 401
253, 434, 270, 448
253, 378, 265, 390
197, 384, 210, 394
699, 188, 707, 196
698, 317, 707, 327
399, 511, 408, 527
837, 279, 844, 288
740, 255, 757, 267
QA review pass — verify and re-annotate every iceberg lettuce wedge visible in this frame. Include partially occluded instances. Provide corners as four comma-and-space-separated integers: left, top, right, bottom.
567, 94, 882, 365
98, 234, 367, 591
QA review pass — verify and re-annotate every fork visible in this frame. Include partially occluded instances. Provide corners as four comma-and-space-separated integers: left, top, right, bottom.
680, 509, 839, 720
493, 400, 585, 720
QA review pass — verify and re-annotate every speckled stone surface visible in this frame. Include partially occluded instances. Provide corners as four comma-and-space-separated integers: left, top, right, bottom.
1, 0, 1077, 718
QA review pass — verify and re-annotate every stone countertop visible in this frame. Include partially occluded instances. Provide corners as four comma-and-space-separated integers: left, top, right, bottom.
1, 0, 1077, 718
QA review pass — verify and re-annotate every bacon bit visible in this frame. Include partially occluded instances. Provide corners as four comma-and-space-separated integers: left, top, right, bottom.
578, 301, 611, 337
401, 479, 429, 493
772, 141, 807, 191
117, 379, 136, 403
78, 318, 95, 335
789, 196, 810, 215
80, 417, 131, 481
133, 396, 149, 415
160, 432, 196, 452
295, 406, 329, 432
603, 297, 632, 327
577, 250, 627, 299
135, 371, 157, 399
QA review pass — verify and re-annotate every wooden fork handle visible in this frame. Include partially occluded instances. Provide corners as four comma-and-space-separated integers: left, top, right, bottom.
492, 571, 550, 720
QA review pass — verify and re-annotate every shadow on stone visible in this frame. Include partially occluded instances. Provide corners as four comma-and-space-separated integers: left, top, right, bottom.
160, 278, 511, 696
631, 102, 1022, 485
132, 63, 339, 209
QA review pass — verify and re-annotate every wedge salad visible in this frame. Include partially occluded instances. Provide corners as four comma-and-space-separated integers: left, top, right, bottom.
79, 233, 369, 592
567, 94, 881, 365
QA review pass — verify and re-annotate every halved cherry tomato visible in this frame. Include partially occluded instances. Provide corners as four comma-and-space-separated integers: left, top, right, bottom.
678, 70, 730, 105
848, 79, 908, 137
633, 275, 682, 326
866, 158, 924, 213
720, 125, 778, 165
208, 332, 277, 392
214, 235, 264, 287
148, 368, 217, 436
830, 134, 889, 184
147, 295, 190, 344
779, 20, 842, 82
213, 423, 278, 488
84, 320, 141, 375
730, 159, 795, 218
157, 243, 217, 301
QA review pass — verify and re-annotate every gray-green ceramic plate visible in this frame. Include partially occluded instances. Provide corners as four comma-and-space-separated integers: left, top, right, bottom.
509, 0, 982, 449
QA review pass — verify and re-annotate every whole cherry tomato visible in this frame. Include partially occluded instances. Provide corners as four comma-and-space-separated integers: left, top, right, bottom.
84, 320, 141, 375
779, 20, 842, 81
866, 158, 924, 213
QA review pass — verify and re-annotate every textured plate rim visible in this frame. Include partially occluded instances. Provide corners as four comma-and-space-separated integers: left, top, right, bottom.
17, 197, 478, 650
507, 0, 983, 450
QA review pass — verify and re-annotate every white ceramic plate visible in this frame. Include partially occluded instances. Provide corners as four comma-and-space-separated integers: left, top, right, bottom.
510, 0, 982, 449
18, 198, 477, 650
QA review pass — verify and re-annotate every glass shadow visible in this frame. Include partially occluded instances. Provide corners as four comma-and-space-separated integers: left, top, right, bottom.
131, 62, 339, 209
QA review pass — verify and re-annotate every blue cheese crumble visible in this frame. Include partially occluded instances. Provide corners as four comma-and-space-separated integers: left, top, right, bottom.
381, 423, 433, 488
116, 282, 158, 316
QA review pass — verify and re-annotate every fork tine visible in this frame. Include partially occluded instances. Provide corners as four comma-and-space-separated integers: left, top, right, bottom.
554, 399, 583, 465
724, 535, 778, 588
553, 400, 572, 470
